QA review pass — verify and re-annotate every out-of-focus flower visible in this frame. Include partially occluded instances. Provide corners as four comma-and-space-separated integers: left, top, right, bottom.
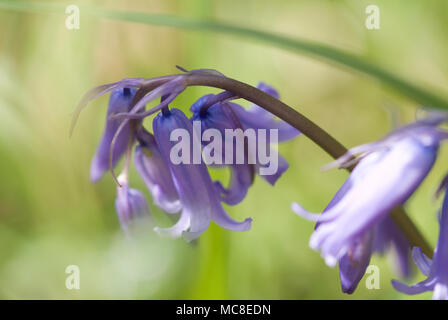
292, 115, 448, 270
392, 181, 448, 300
115, 174, 150, 233
152, 108, 252, 241
190, 83, 300, 205
134, 127, 181, 213
90, 87, 137, 182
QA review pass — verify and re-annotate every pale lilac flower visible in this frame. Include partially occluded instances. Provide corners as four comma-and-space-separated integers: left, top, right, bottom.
392, 182, 448, 300
308, 175, 375, 294
115, 174, 150, 233
292, 117, 448, 268
152, 108, 252, 241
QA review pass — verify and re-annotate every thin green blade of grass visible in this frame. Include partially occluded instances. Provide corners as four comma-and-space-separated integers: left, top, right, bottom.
1, 0, 448, 109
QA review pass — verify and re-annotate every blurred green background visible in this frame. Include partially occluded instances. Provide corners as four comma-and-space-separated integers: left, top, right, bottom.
0, 0, 447, 299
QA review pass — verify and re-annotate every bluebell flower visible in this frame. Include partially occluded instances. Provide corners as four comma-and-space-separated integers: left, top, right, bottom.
292, 116, 448, 270
190, 95, 254, 205
134, 126, 181, 213
75, 76, 187, 174
90, 87, 137, 182
115, 174, 150, 233
392, 181, 448, 300
306, 177, 374, 294
77, 72, 262, 239
190, 83, 300, 205
152, 108, 252, 241
76, 76, 188, 232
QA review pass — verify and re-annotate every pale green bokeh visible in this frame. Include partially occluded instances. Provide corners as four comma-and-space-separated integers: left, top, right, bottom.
0, 0, 447, 299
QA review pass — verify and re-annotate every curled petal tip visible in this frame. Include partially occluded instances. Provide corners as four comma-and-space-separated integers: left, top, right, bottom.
391, 279, 432, 295
182, 231, 204, 242
154, 212, 190, 239
154, 226, 182, 239
214, 214, 253, 232
309, 236, 320, 251
325, 255, 338, 268
239, 217, 253, 231
90, 167, 102, 184
391, 280, 411, 294
291, 202, 321, 222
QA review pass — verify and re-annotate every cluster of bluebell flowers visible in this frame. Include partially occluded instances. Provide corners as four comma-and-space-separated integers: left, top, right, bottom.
80, 70, 299, 240
292, 112, 448, 295
78, 69, 448, 299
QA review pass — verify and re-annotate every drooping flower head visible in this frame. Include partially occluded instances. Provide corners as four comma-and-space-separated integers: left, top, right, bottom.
74, 70, 299, 240
392, 178, 448, 300
75, 74, 188, 230
76, 70, 297, 240
292, 114, 448, 293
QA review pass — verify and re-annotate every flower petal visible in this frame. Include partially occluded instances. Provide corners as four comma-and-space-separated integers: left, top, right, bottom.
134, 128, 181, 213
257, 151, 289, 185
115, 176, 150, 233
191, 100, 255, 205
153, 108, 251, 240
412, 247, 432, 277
392, 278, 434, 295
154, 211, 190, 238
215, 164, 253, 205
